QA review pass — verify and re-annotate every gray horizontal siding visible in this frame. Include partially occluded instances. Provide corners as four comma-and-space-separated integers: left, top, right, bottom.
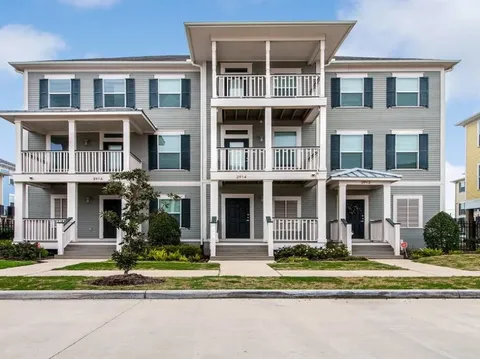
27, 185, 66, 218
326, 71, 441, 181
77, 184, 103, 238
28, 133, 46, 151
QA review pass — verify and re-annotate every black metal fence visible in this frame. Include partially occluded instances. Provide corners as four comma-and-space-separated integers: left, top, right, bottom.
0, 219, 14, 240
456, 220, 480, 251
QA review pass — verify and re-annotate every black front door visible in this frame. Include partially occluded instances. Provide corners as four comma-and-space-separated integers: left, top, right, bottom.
103, 199, 122, 239
346, 199, 365, 239
225, 139, 249, 170
225, 198, 250, 238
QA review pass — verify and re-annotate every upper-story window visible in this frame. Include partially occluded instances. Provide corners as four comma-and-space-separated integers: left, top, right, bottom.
386, 133, 428, 170
49, 79, 71, 107
396, 78, 419, 106
387, 75, 428, 108
94, 77, 135, 109
40, 77, 79, 109
459, 180, 465, 193
158, 135, 181, 169
331, 133, 373, 171
158, 79, 181, 107
459, 202, 466, 216
340, 78, 363, 107
395, 135, 419, 169
103, 79, 126, 108
331, 76, 372, 108
340, 135, 363, 168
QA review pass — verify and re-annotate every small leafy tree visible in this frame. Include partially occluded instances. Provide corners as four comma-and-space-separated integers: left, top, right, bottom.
102, 169, 157, 274
148, 211, 181, 246
424, 211, 460, 252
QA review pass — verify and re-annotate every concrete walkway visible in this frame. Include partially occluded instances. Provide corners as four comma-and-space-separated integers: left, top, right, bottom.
214, 260, 280, 277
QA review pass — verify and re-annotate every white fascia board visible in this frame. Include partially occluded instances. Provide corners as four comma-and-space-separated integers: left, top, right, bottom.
154, 130, 185, 135
391, 129, 424, 135
44, 74, 75, 79
99, 74, 130, 79
391, 72, 424, 78
336, 130, 368, 135
336, 73, 368, 78
155, 74, 186, 79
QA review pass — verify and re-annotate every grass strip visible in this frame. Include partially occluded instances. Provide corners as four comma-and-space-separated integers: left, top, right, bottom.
415, 254, 480, 271
53, 261, 219, 271
269, 261, 403, 270
0, 260, 36, 270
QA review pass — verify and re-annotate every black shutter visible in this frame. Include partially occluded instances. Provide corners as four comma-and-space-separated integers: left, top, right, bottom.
126, 79, 135, 108
149, 79, 158, 108
94, 79, 103, 108
148, 135, 158, 170
364, 77, 373, 108
331, 134, 340, 170
149, 199, 158, 214
181, 78, 191, 109
39, 79, 48, 109
419, 134, 429, 170
181, 135, 191, 170
386, 134, 396, 170
71, 79, 80, 108
363, 134, 373, 169
181, 198, 191, 229
331, 78, 340, 108
386, 77, 396, 108
420, 77, 429, 107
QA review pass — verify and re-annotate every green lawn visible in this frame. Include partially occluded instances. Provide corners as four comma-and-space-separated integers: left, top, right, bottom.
415, 254, 480, 271
54, 261, 219, 271
0, 276, 480, 290
270, 260, 403, 270
0, 260, 35, 270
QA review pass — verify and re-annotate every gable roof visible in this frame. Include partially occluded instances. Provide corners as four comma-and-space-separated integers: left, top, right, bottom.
329, 168, 402, 180
456, 111, 480, 127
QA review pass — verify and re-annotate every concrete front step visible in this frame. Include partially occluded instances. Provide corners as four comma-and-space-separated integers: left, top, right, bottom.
214, 244, 269, 260
55, 244, 116, 259
212, 256, 274, 261
352, 244, 395, 259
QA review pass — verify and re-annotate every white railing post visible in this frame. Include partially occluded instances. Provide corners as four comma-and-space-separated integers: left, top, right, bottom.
319, 40, 325, 97
338, 183, 347, 241
212, 41, 217, 98
265, 40, 271, 98
394, 223, 401, 256
383, 183, 392, 243
56, 221, 64, 255
263, 180, 273, 249
319, 107, 326, 171
211, 107, 218, 172
210, 180, 219, 256
317, 180, 326, 243
346, 223, 352, 254
68, 120, 76, 174
123, 119, 130, 171
265, 107, 272, 171
14, 183, 25, 242
15, 121, 23, 174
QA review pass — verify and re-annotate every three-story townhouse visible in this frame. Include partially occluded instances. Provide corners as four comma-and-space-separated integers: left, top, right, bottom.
0, 20, 459, 258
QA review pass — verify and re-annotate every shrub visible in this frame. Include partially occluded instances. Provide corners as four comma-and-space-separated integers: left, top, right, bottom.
111, 249, 137, 275
409, 248, 443, 260
274, 243, 349, 261
142, 244, 203, 262
0, 241, 48, 261
0, 228, 14, 240
448, 250, 464, 255
148, 211, 181, 246
423, 211, 460, 252
277, 256, 309, 263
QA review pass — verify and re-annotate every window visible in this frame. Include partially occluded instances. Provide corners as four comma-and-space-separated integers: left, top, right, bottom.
459, 203, 466, 216
49, 79, 71, 107
394, 196, 423, 228
396, 78, 419, 106
52, 196, 67, 219
9, 178, 14, 186
396, 135, 419, 169
8, 194, 14, 206
158, 79, 181, 107
158, 135, 181, 169
159, 198, 181, 225
274, 198, 300, 218
340, 78, 363, 106
340, 135, 363, 168
459, 181, 465, 193
103, 79, 126, 107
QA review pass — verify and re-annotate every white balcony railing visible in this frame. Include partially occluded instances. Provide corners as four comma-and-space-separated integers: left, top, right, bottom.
271, 74, 321, 97
21, 151, 69, 173
340, 219, 353, 254
273, 147, 320, 171
273, 218, 318, 242
23, 219, 58, 241
370, 220, 384, 241
217, 75, 266, 98
218, 148, 265, 171
386, 219, 401, 256
75, 151, 123, 173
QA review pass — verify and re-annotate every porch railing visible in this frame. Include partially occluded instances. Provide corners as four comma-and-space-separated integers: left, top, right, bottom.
329, 219, 339, 241
217, 75, 266, 98
75, 151, 123, 173
23, 218, 58, 241
271, 74, 322, 97
273, 147, 320, 171
386, 218, 401, 256
217, 148, 265, 171
370, 219, 384, 241
58, 217, 75, 255
21, 151, 69, 173
273, 218, 318, 242
340, 219, 352, 253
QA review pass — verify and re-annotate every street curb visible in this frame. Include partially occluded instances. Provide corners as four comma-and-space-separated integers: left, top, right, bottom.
0, 289, 479, 300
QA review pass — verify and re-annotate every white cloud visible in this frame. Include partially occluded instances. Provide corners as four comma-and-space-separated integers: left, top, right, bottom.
59, 0, 121, 9
337, 0, 480, 100
0, 25, 66, 72
445, 161, 465, 215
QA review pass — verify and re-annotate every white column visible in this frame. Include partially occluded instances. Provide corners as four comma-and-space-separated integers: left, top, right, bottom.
319, 106, 327, 171
212, 41, 217, 99
263, 180, 273, 255
210, 180, 219, 256
317, 180, 326, 243
210, 107, 218, 172
265, 40, 271, 98
68, 120, 76, 174
14, 183, 25, 242
383, 183, 392, 242
319, 40, 325, 97
67, 182, 78, 239
15, 121, 23, 173
265, 107, 272, 171
123, 119, 130, 171
338, 183, 347, 240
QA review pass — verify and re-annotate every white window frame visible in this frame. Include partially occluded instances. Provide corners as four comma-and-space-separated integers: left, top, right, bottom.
459, 202, 466, 217
220, 63, 253, 74
340, 77, 364, 107
157, 77, 182, 108
158, 134, 182, 170
340, 134, 364, 169
50, 194, 68, 219
393, 195, 423, 229
395, 77, 420, 107
221, 125, 253, 146
459, 180, 465, 193
272, 126, 302, 146
395, 134, 420, 170
273, 196, 301, 218
8, 193, 15, 205
103, 78, 126, 108
48, 79, 72, 108
158, 194, 185, 227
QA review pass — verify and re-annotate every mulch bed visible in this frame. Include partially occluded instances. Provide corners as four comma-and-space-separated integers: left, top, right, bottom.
90, 274, 165, 286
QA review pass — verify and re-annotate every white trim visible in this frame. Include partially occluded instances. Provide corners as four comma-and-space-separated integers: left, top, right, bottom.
149, 181, 201, 187
346, 194, 369, 239
99, 195, 121, 240
220, 193, 255, 240
477, 163, 480, 191
336, 73, 368, 78
271, 68, 301, 74
272, 126, 302, 146
99, 74, 130, 79
158, 194, 186, 199
23, 70, 28, 111
440, 68, 445, 211
273, 196, 302, 217
220, 124, 253, 146
200, 61, 207, 244
392, 181, 441, 187
393, 195, 424, 229
327, 66, 445, 73
220, 63, 252, 74
477, 121, 480, 147
154, 130, 186, 136
50, 194, 67, 218
391, 129, 424, 135
44, 74, 75, 80
154, 74, 185, 79
336, 130, 367, 135
392, 72, 424, 78
46, 134, 51, 150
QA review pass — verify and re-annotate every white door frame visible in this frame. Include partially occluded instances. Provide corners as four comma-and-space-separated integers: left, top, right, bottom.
220, 124, 253, 147
221, 193, 255, 240
99, 195, 121, 239
50, 194, 67, 219
346, 194, 369, 239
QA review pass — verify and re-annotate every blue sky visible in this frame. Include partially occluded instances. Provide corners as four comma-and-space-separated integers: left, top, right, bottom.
0, 0, 476, 209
